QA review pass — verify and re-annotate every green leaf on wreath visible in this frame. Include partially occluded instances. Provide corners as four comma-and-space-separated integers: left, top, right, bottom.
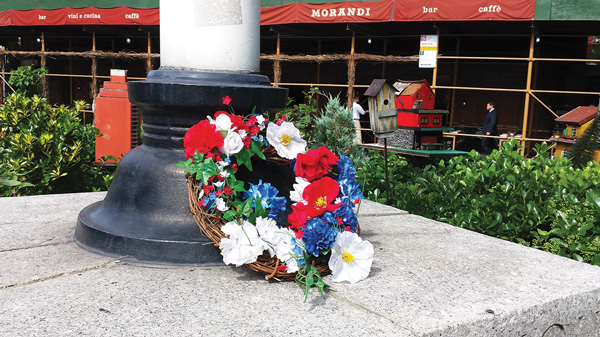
249, 140, 265, 160
234, 148, 253, 171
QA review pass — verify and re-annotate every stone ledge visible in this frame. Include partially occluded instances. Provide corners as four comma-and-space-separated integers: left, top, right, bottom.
0, 192, 599, 336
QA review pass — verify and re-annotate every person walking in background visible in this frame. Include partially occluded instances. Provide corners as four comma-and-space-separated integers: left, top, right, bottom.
352, 95, 367, 143
481, 101, 498, 155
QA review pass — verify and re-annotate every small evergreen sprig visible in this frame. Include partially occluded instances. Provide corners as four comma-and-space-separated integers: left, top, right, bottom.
313, 93, 366, 167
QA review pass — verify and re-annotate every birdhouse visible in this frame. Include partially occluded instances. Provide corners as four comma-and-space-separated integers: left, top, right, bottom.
364, 79, 398, 138
550, 106, 600, 160
393, 79, 435, 110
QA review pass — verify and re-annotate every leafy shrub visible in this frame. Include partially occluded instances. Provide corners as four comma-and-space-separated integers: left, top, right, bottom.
0, 93, 112, 196
8, 65, 48, 97
357, 139, 600, 266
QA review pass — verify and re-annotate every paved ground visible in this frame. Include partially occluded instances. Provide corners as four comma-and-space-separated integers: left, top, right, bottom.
1, 192, 599, 336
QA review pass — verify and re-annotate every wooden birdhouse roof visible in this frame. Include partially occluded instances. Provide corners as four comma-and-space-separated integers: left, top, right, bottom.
555, 106, 598, 125
364, 79, 388, 97
393, 79, 432, 96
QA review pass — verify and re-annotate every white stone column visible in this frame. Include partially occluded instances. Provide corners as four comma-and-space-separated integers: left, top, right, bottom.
160, 0, 260, 73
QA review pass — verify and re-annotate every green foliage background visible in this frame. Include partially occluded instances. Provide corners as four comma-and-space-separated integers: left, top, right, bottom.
358, 140, 600, 266
0, 66, 113, 196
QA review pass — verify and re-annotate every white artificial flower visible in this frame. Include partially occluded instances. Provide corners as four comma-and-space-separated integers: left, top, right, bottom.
256, 115, 266, 130
328, 231, 374, 284
238, 129, 248, 139
219, 221, 266, 267
275, 238, 301, 273
254, 217, 300, 273
290, 177, 310, 203
255, 217, 290, 256
213, 180, 225, 188
266, 122, 306, 160
215, 198, 228, 212
211, 114, 233, 131
219, 130, 244, 156
219, 170, 230, 179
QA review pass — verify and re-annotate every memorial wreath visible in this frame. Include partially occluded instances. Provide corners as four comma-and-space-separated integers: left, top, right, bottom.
178, 96, 373, 298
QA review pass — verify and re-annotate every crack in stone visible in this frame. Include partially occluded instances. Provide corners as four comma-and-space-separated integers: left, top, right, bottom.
0, 240, 72, 253
0, 259, 122, 289
328, 291, 419, 336
358, 212, 409, 218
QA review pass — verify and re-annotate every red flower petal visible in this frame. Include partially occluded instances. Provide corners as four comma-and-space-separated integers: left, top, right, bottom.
295, 146, 339, 181
183, 120, 224, 159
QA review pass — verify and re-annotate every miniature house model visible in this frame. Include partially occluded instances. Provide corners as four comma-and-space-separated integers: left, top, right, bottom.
364, 79, 398, 139
393, 79, 435, 110
365, 78, 452, 149
550, 106, 600, 160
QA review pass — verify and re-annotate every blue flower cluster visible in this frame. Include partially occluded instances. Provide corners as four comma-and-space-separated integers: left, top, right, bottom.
335, 154, 364, 206
201, 192, 218, 211
243, 180, 287, 219
302, 217, 340, 257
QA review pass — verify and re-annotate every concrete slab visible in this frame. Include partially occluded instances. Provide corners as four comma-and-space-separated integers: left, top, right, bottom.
0, 192, 599, 336
0, 192, 107, 250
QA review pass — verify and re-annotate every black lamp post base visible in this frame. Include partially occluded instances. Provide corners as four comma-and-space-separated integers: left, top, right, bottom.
74, 69, 288, 264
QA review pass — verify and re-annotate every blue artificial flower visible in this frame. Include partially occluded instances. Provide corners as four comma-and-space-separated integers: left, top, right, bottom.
333, 204, 359, 232
302, 217, 339, 257
291, 238, 305, 267
201, 192, 218, 211
336, 154, 356, 181
243, 180, 287, 219
251, 136, 269, 147
339, 180, 364, 203
334, 154, 364, 203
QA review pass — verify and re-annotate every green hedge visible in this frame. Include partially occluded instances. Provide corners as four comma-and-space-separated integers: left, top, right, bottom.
0, 93, 112, 196
357, 140, 600, 266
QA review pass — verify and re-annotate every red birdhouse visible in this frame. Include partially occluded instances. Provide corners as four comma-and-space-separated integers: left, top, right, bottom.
393, 79, 435, 110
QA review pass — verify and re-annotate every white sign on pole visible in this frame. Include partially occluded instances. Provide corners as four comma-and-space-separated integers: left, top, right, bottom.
419, 35, 439, 69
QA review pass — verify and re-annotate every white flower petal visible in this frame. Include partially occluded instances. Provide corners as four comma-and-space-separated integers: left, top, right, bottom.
328, 231, 374, 284
219, 221, 266, 267
213, 114, 233, 131
266, 122, 307, 160
215, 198, 228, 212
219, 131, 244, 156
290, 177, 310, 203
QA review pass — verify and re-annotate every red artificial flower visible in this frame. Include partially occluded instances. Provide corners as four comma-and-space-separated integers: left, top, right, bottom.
214, 190, 223, 197
222, 96, 232, 105
276, 115, 287, 126
295, 146, 339, 182
223, 186, 233, 196
302, 176, 341, 218
246, 115, 258, 127
183, 120, 224, 159
277, 265, 288, 272
202, 185, 213, 195
243, 136, 252, 149
288, 203, 309, 238
214, 111, 249, 133
249, 125, 260, 137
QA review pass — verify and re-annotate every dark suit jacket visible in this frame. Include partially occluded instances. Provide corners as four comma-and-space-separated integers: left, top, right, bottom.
482, 108, 498, 135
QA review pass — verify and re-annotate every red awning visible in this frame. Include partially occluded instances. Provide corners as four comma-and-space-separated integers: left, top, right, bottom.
261, 0, 394, 25
0, 1, 537, 27
0, 7, 159, 26
394, 0, 536, 21
0, 10, 11, 26
261, 0, 536, 25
